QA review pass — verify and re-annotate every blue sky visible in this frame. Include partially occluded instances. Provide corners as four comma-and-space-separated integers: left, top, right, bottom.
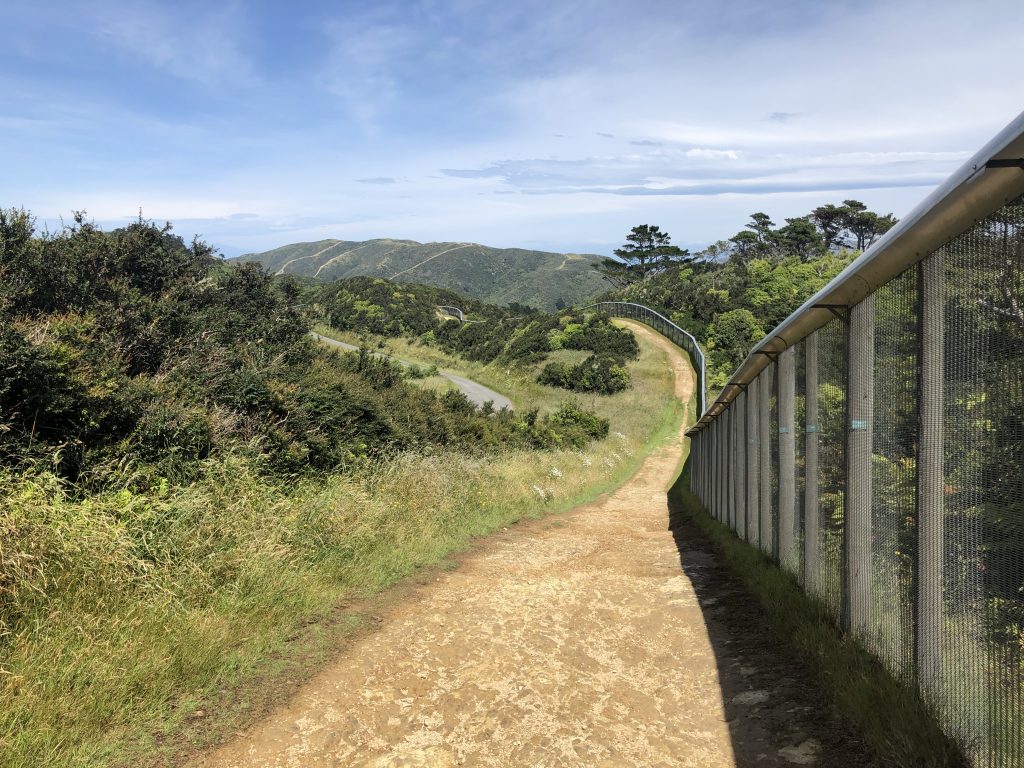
2, 0, 1022, 257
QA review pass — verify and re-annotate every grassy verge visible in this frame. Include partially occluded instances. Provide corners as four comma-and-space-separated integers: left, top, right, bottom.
1, 324, 688, 768
667, 465, 967, 768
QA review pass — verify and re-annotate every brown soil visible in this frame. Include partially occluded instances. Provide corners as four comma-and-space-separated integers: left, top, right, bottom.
188, 325, 874, 768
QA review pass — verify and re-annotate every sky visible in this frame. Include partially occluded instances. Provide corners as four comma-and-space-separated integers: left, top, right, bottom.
2, 0, 1023, 257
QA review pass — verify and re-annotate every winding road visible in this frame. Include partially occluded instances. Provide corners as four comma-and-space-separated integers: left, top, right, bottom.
311, 332, 513, 411
194, 325, 873, 768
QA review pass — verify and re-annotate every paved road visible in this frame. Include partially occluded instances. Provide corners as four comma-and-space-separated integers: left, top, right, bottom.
311, 332, 513, 411
194, 325, 873, 768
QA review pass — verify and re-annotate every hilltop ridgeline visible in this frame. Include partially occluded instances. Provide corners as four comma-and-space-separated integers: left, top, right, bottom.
237, 238, 608, 311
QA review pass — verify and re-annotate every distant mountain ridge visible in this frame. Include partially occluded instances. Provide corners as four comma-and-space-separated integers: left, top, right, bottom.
235, 238, 608, 310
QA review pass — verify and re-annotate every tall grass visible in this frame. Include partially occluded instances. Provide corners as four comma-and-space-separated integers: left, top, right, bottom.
0, 324, 685, 768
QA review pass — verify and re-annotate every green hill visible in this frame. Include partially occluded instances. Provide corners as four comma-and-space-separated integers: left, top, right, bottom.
235, 238, 608, 310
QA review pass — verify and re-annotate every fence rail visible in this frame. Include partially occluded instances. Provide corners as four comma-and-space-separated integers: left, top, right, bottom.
583, 301, 707, 414
436, 305, 465, 322
687, 110, 1024, 767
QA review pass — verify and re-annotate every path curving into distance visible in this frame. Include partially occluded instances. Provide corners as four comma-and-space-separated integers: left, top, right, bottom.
198, 324, 872, 768
311, 332, 513, 411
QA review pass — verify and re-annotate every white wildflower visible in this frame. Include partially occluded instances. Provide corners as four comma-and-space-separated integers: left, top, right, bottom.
532, 484, 547, 500
549, 467, 563, 479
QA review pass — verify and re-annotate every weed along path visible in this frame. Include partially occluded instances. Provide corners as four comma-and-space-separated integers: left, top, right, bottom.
310, 332, 513, 410
192, 327, 872, 768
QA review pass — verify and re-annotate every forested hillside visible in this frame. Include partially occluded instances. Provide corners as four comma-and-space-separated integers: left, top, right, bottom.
238, 238, 607, 310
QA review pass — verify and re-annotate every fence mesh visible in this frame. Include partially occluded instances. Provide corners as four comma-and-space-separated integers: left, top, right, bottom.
939, 197, 1024, 766
736, 390, 748, 541
794, 341, 806, 584
815, 317, 847, 621
769, 361, 780, 560
747, 376, 760, 547
687, 193, 1024, 767
760, 363, 776, 557
868, 270, 918, 679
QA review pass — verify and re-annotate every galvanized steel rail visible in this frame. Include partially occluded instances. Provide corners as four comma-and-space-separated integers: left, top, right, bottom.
436, 305, 465, 322
582, 301, 707, 414
687, 109, 1024, 768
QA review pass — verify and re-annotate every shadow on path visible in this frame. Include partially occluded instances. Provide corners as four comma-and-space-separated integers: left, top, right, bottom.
664, 466, 881, 768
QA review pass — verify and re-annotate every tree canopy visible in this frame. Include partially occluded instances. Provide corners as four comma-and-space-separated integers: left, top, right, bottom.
597, 224, 692, 286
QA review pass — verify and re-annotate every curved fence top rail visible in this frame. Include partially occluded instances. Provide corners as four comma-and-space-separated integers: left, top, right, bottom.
688, 109, 1024, 435
583, 300, 707, 414
436, 305, 465, 322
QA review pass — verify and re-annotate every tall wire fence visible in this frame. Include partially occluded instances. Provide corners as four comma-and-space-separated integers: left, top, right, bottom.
584, 301, 707, 415
688, 113, 1024, 767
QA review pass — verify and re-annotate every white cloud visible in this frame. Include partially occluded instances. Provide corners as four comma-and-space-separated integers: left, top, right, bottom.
685, 149, 740, 160
90, 0, 256, 88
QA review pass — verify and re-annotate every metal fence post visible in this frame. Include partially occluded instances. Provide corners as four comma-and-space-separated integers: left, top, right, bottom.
717, 419, 725, 523
726, 408, 735, 529
702, 431, 709, 507
708, 424, 715, 518
735, 392, 746, 538
733, 397, 741, 536
719, 417, 727, 523
846, 295, 875, 637
712, 421, 719, 521
695, 434, 702, 499
759, 368, 773, 555
804, 334, 820, 594
698, 432, 704, 502
917, 254, 943, 694
746, 376, 760, 546
778, 347, 797, 573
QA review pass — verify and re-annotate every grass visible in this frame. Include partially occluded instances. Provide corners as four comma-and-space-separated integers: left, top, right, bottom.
668, 465, 968, 768
0, 321, 688, 768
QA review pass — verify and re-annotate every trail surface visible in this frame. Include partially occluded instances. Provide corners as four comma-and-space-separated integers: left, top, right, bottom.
196, 325, 872, 768
311, 333, 513, 411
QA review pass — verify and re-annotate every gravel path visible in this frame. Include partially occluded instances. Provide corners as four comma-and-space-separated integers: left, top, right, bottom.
311, 333, 513, 411
194, 325, 873, 768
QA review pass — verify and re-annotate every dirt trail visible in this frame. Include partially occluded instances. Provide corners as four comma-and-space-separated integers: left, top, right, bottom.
191, 325, 871, 768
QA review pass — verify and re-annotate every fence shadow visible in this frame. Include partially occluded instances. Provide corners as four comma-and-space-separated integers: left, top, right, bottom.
662, 462, 878, 767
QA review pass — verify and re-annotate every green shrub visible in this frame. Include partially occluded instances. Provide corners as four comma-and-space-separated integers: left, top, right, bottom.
538, 354, 631, 394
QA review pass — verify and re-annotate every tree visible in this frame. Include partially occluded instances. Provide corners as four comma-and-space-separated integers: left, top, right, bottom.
778, 217, 825, 262
728, 230, 760, 263
706, 308, 765, 387
810, 204, 847, 250
841, 200, 896, 251
612, 224, 688, 280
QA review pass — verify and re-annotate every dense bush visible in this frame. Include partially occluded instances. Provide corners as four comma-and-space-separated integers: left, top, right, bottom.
538, 355, 631, 394
0, 211, 610, 489
315, 278, 639, 388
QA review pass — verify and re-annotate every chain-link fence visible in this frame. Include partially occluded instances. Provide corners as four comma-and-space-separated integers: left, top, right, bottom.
584, 301, 706, 415
687, 112, 1024, 767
